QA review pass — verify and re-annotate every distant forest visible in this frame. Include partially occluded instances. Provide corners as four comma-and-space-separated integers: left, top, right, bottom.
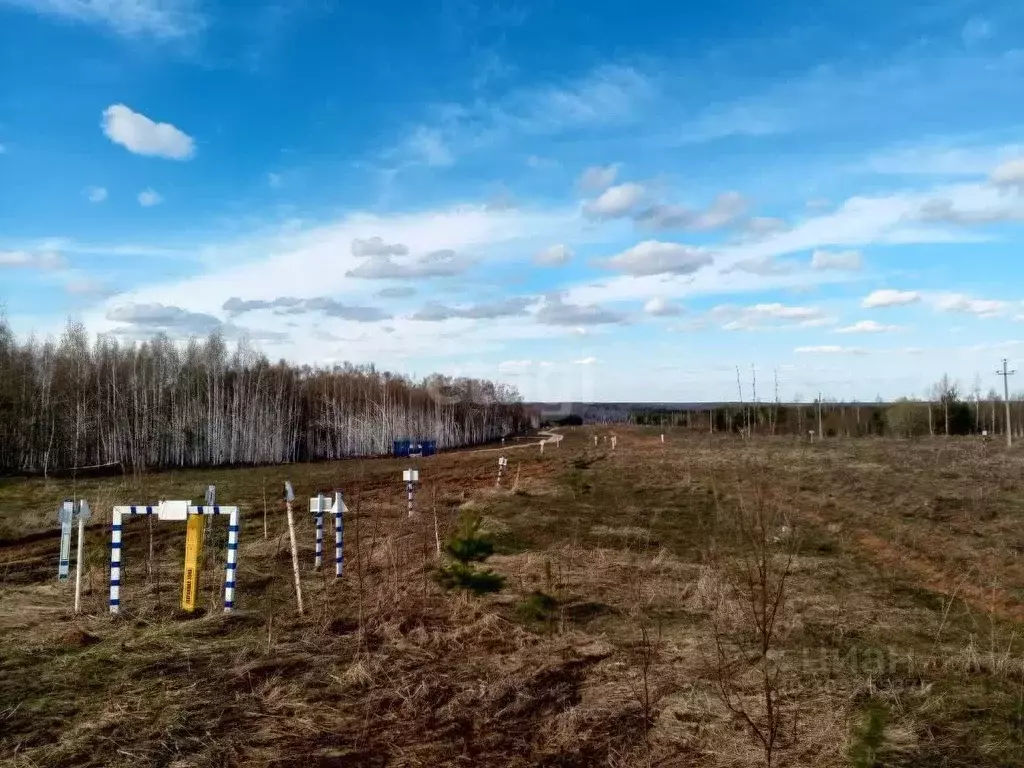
627, 387, 1017, 438
0, 319, 528, 474
539, 375, 1023, 439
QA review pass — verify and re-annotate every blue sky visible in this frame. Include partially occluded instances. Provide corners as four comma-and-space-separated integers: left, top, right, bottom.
3, 0, 1024, 401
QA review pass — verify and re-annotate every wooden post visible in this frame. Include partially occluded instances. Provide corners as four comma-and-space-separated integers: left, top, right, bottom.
284, 481, 304, 616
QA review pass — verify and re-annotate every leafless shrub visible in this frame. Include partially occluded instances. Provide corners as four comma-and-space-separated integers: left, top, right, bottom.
706, 470, 798, 767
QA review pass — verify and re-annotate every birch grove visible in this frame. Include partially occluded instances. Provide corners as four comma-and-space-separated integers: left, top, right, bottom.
0, 319, 526, 473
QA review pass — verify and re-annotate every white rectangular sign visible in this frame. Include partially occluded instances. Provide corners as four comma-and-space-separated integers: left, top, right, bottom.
157, 500, 190, 521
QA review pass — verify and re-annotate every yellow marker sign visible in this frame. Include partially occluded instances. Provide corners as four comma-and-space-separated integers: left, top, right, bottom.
180, 514, 205, 612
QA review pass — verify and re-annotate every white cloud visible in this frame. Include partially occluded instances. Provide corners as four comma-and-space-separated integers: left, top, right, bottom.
64, 277, 114, 297
387, 65, 653, 166
643, 297, 684, 317
536, 294, 626, 326
990, 157, 1024, 190
376, 286, 417, 299
2, 0, 204, 38
743, 216, 788, 236
864, 141, 1024, 177
811, 249, 863, 270
138, 189, 162, 207
402, 126, 453, 167
795, 345, 861, 354
527, 66, 653, 129
728, 255, 798, 276
351, 237, 409, 257
412, 297, 530, 321
102, 104, 195, 160
916, 196, 1024, 224
223, 296, 389, 322
526, 155, 558, 169
573, 356, 598, 365
583, 182, 646, 219
962, 17, 994, 46
85, 186, 108, 203
602, 240, 714, 276
835, 320, 901, 334
635, 191, 748, 231
862, 289, 920, 308
577, 164, 619, 193
0, 249, 65, 270
534, 243, 573, 266
714, 302, 828, 331
498, 359, 533, 373
933, 293, 1007, 317
80, 204, 579, 363
347, 249, 475, 279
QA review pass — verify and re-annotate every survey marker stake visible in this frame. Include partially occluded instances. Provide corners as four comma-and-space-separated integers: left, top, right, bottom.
404, 469, 419, 516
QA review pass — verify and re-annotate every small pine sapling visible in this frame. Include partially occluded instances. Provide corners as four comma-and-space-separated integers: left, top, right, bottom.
437, 512, 505, 595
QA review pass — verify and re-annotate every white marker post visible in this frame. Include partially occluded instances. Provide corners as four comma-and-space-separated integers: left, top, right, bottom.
57, 500, 74, 581
333, 491, 345, 578
74, 500, 90, 613
310, 493, 326, 570
611, 435, 617, 450
309, 492, 344, 576
404, 469, 419, 516
496, 456, 508, 488
284, 481, 304, 616
661, 433, 665, 443
594, 435, 598, 447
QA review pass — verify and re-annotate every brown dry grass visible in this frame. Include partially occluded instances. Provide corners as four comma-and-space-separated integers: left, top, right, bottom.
2, 427, 1024, 766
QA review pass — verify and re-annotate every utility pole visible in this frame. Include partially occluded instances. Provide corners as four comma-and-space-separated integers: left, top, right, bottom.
817, 392, 823, 441
997, 359, 1016, 447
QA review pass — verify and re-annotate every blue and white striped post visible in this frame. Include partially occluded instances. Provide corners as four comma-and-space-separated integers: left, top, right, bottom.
109, 500, 240, 614
333, 491, 344, 578
313, 493, 326, 569
403, 469, 419, 517
57, 500, 74, 581
223, 506, 239, 611
190, 501, 240, 612
109, 504, 159, 613
109, 509, 122, 612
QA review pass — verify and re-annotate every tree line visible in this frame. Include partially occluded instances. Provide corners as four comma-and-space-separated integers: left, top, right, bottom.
629, 374, 1024, 439
0, 318, 528, 474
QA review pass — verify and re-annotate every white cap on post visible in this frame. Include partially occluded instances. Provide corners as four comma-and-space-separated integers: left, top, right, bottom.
157, 500, 190, 521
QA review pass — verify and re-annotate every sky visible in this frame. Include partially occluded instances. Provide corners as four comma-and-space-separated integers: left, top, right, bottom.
2, 0, 1024, 402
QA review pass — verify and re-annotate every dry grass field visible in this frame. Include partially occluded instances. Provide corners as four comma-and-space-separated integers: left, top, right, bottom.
3, 427, 1024, 767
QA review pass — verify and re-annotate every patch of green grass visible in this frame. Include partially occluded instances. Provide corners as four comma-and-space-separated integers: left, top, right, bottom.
849, 699, 888, 768
517, 590, 558, 623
